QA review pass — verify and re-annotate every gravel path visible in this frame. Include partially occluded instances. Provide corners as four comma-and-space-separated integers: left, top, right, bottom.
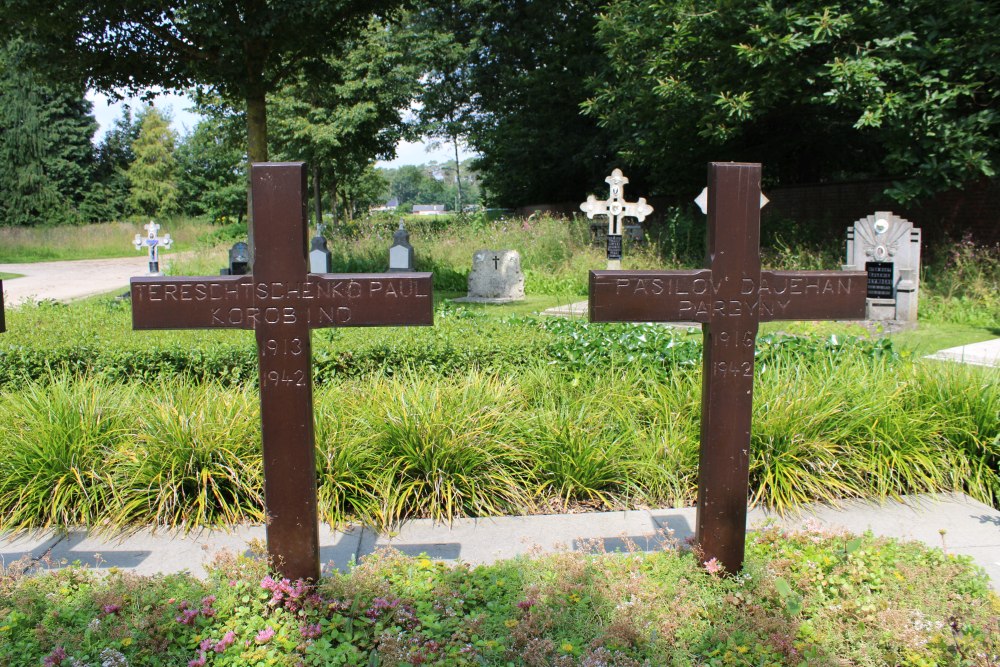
0, 255, 157, 305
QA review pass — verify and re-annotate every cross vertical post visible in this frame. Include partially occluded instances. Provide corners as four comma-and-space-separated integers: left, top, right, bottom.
0, 280, 5, 332
130, 163, 434, 582
251, 164, 320, 580
696, 163, 762, 571
588, 162, 867, 573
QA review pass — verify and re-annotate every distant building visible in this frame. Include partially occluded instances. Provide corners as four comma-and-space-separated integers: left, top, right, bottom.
370, 198, 399, 212
412, 204, 447, 215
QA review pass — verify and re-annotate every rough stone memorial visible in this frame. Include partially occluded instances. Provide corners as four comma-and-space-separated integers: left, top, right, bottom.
130, 163, 434, 581
133, 221, 172, 275
580, 168, 653, 270
589, 162, 868, 573
843, 211, 921, 323
457, 249, 525, 303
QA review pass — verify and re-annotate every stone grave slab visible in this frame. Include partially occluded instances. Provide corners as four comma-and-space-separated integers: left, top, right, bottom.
589, 162, 867, 573
131, 162, 434, 581
925, 338, 1000, 367
454, 249, 524, 303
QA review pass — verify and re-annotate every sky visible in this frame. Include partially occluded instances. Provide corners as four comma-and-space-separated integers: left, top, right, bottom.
87, 90, 475, 167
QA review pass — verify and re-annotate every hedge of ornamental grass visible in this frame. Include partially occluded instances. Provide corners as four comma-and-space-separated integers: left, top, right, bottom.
1, 527, 996, 666
0, 345, 995, 533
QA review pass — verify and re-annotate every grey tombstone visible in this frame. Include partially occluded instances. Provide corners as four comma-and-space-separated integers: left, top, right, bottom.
454, 249, 525, 303
844, 212, 921, 323
388, 222, 415, 272
220, 242, 250, 275
309, 225, 332, 274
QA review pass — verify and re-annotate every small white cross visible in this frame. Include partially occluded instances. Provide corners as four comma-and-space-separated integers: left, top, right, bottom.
580, 168, 654, 236
133, 221, 173, 267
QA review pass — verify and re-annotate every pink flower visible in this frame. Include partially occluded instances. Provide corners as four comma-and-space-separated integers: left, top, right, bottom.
43, 647, 68, 666
102, 604, 121, 615
255, 626, 276, 644
176, 608, 200, 625
215, 630, 237, 652
300, 622, 322, 639
188, 653, 207, 667
703, 557, 723, 575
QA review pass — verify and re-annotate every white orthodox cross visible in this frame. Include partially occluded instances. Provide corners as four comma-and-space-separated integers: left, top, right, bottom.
133, 221, 173, 274
580, 169, 654, 236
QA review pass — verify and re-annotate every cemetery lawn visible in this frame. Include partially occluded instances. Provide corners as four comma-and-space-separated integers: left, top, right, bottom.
0, 273, 22, 280
2, 527, 997, 666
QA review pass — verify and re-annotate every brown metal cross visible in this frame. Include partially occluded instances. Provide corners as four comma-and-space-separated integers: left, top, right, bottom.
589, 162, 867, 573
130, 163, 433, 582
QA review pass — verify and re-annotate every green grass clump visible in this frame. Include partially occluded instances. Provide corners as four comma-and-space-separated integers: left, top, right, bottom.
1, 528, 995, 665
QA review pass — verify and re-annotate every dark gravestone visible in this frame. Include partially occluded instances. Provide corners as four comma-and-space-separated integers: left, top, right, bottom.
220, 242, 251, 276
589, 162, 867, 573
131, 163, 433, 581
865, 261, 894, 299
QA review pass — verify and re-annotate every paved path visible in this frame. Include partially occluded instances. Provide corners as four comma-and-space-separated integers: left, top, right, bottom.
926, 338, 1000, 368
2, 493, 998, 588
0, 256, 154, 305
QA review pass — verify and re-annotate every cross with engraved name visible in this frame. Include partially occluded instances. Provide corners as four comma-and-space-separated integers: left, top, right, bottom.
580, 168, 654, 269
130, 163, 434, 582
589, 162, 867, 574
133, 221, 173, 275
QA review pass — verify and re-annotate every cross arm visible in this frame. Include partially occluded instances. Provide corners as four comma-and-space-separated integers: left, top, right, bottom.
589, 270, 714, 323
131, 276, 255, 330
757, 270, 867, 321
305, 273, 434, 328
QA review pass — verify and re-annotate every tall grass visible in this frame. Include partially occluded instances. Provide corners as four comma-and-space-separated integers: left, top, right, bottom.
0, 353, 995, 532
0, 218, 213, 264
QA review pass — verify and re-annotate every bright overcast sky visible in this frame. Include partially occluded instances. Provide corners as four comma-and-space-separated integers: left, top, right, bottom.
87, 90, 475, 167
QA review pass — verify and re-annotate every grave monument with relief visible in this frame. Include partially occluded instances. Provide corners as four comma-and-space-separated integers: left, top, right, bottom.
843, 211, 921, 324
456, 249, 525, 303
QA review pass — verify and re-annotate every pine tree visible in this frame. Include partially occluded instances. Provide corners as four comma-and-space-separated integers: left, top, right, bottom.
126, 106, 179, 217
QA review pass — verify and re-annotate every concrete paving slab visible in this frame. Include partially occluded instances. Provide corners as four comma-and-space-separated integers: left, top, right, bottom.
0, 530, 64, 569
541, 300, 589, 318
925, 338, 1000, 367
364, 511, 667, 565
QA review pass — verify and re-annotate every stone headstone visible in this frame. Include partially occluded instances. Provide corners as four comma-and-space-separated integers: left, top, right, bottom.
220, 242, 250, 275
309, 225, 331, 274
388, 222, 414, 272
455, 249, 525, 303
844, 212, 921, 323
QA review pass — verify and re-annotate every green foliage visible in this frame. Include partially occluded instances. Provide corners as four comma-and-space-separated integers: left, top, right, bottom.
0, 39, 96, 226
126, 107, 179, 217
0, 530, 995, 665
176, 116, 246, 223
588, 0, 1000, 201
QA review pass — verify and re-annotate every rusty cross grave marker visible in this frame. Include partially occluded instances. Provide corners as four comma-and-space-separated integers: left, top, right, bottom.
589, 162, 867, 573
130, 163, 433, 581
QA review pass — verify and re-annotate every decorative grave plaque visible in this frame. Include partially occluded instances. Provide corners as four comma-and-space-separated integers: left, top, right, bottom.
580, 169, 653, 270
844, 212, 921, 322
133, 222, 173, 275
589, 162, 867, 573
455, 249, 525, 303
131, 163, 434, 581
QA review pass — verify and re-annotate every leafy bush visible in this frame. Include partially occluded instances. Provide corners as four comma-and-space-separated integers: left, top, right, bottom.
0, 528, 995, 666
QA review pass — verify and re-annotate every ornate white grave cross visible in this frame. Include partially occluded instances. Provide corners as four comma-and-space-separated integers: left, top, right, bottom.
580, 169, 653, 269
133, 222, 173, 275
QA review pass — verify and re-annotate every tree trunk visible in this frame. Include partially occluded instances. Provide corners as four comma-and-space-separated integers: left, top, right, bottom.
330, 176, 339, 226
245, 88, 269, 262
312, 163, 322, 230
453, 135, 463, 212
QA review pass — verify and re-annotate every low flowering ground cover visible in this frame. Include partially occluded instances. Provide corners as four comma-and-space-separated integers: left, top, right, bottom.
0, 527, 996, 666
